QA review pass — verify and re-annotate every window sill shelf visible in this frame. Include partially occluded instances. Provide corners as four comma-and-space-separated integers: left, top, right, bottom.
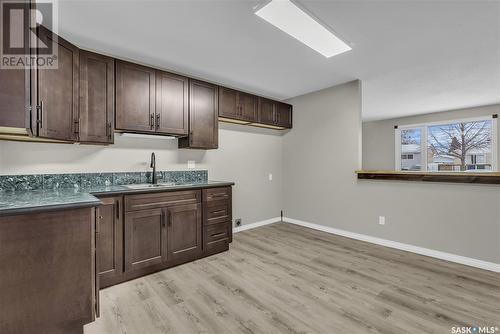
356, 170, 500, 185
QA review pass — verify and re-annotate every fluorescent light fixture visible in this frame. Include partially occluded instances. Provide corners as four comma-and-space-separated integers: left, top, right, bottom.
255, 0, 351, 58
118, 133, 177, 140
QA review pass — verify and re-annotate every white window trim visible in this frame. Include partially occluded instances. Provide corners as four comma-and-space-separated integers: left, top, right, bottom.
395, 115, 497, 172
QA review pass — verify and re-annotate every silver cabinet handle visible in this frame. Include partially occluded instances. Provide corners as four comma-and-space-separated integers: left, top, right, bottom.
107, 122, 112, 140
37, 100, 43, 129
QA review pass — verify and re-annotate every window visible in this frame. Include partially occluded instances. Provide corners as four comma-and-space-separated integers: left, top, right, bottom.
398, 128, 422, 170
396, 116, 497, 172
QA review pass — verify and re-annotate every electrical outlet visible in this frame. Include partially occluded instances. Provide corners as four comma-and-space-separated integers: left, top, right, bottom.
379, 216, 386, 225
268, 173, 273, 181
187, 160, 196, 169
235, 218, 242, 227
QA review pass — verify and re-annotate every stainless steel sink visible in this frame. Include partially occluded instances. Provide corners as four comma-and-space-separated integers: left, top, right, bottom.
123, 183, 176, 190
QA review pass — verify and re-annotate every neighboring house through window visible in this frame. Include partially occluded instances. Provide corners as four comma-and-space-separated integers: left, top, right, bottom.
395, 116, 497, 172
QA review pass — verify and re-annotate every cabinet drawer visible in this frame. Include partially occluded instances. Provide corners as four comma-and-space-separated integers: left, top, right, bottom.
203, 200, 232, 226
204, 222, 231, 254
203, 187, 231, 202
125, 190, 201, 212
204, 222, 230, 243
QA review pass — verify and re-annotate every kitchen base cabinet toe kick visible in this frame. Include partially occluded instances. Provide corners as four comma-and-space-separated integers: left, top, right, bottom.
97, 186, 233, 288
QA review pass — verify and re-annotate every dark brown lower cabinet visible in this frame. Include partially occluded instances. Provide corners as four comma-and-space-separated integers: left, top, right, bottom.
203, 221, 231, 255
167, 203, 202, 261
202, 186, 233, 254
124, 208, 166, 271
0, 207, 97, 334
96, 196, 123, 287
98, 186, 232, 288
123, 203, 202, 273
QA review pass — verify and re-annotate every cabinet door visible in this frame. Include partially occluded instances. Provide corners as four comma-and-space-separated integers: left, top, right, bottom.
179, 80, 218, 149
218, 87, 239, 119
275, 102, 292, 129
115, 60, 156, 133
96, 196, 122, 286
35, 26, 79, 141
0, 0, 29, 132
0, 208, 94, 333
0, 68, 29, 130
258, 97, 276, 125
238, 92, 258, 122
124, 208, 166, 271
155, 71, 188, 136
79, 51, 115, 144
166, 203, 202, 261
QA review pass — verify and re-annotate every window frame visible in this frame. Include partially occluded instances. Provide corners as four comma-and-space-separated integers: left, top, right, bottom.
395, 115, 498, 172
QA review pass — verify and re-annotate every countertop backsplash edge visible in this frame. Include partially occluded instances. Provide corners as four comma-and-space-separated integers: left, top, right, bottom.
0, 170, 209, 192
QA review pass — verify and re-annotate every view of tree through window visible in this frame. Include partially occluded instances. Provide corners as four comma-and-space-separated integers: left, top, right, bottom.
397, 118, 495, 172
427, 120, 492, 171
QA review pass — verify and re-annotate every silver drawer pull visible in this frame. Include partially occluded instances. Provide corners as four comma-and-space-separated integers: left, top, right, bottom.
210, 194, 227, 199
211, 232, 226, 239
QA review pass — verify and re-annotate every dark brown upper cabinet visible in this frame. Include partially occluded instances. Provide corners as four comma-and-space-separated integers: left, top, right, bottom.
275, 102, 293, 128
116, 61, 190, 137
179, 80, 219, 149
0, 0, 29, 134
258, 98, 276, 125
218, 87, 238, 119
239, 92, 258, 121
115, 60, 156, 133
79, 51, 115, 144
257, 98, 292, 129
155, 71, 189, 136
219, 90, 292, 129
218, 87, 257, 123
31, 26, 79, 141
0, 68, 29, 132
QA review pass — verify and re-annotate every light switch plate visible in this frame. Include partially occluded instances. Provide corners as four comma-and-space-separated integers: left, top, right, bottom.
187, 160, 196, 169
268, 173, 273, 181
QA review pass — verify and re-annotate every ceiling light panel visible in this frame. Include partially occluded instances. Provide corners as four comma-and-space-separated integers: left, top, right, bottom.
255, 0, 351, 58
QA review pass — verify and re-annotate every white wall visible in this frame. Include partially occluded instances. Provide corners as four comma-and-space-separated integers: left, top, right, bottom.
0, 124, 283, 226
363, 104, 500, 170
283, 80, 500, 264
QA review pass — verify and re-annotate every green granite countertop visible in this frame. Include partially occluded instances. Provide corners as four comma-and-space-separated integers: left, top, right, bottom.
0, 189, 101, 216
0, 181, 234, 216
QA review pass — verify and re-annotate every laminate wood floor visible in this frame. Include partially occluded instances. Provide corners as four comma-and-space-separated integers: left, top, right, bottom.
84, 222, 500, 334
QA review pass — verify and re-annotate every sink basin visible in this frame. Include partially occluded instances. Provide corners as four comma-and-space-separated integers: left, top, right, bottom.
123, 183, 176, 190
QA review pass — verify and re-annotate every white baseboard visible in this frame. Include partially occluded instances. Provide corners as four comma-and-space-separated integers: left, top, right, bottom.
284, 217, 500, 273
233, 217, 281, 233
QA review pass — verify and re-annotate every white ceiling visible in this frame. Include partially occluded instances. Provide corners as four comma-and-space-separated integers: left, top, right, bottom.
57, 0, 500, 121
